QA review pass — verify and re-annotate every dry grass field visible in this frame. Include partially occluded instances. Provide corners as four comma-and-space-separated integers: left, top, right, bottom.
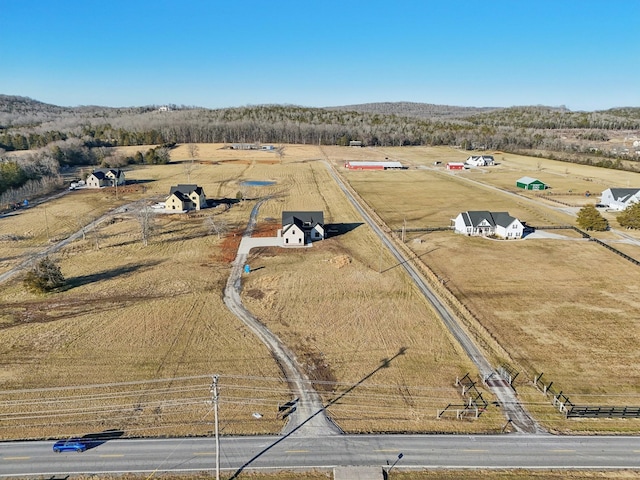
1, 143, 639, 438
0, 144, 500, 441
329, 146, 640, 433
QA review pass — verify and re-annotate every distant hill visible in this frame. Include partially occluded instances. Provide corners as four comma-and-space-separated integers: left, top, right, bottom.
326, 101, 501, 119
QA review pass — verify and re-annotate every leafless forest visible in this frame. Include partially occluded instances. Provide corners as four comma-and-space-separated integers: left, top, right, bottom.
1, 94, 640, 203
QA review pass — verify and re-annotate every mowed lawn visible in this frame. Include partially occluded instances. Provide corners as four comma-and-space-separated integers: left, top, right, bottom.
0, 145, 501, 440
336, 146, 640, 433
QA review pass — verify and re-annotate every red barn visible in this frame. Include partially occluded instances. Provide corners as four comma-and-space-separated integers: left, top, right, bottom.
446, 162, 465, 170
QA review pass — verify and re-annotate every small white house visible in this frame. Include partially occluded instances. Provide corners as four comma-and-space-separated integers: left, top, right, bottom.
600, 188, 640, 211
465, 155, 495, 166
281, 211, 325, 246
453, 211, 524, 239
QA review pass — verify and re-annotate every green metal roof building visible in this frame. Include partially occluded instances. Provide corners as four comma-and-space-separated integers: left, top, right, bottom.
516, 176, 547, 190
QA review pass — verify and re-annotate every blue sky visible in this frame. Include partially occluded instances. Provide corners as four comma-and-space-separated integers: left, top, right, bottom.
3, 0, 639, 111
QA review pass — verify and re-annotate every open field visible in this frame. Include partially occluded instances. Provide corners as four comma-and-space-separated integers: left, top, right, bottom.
0, 144, 497, 440
332, 146, 640, 432
1, 143, 640, 437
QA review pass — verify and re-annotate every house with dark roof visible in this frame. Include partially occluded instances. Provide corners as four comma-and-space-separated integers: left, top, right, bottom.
164, 184, 207, 212
280, 211, 325, 245
452, 211, 524, 239
86, 168, 126, 188
600, 187, 640, 211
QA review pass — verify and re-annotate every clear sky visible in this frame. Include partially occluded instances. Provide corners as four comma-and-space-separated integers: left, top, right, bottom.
3, 0, 639, 111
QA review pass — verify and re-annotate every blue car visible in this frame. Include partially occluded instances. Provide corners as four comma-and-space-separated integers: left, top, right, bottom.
53, 438, 87, 453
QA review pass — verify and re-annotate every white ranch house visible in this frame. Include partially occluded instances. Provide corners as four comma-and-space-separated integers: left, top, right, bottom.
453, 211, 524, 239
600, 188, 640, 211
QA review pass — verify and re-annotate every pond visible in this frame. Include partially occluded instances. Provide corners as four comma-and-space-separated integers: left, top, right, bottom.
241, 180, 276, 187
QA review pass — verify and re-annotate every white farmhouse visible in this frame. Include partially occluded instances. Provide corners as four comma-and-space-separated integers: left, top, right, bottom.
280, 211, 325, 246
453, 211, 524, 239
600, 188, 640, 211
465, 155, 495, 167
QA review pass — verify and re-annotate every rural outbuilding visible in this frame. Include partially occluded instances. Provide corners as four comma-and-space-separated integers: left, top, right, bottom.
600, 187, 640, 211
446, 162, 465, 170
516, 176, 547, 190
452, 211, 524, 239
344, 161, 403, 170
281, 211, 325, 246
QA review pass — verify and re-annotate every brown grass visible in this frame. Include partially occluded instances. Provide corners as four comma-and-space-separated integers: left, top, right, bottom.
340, 146, 640, 433
2, 144, 639, 439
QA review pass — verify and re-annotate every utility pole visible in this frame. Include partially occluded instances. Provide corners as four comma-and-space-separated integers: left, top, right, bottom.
44, 207, 50, 241
211, 375, 220, 480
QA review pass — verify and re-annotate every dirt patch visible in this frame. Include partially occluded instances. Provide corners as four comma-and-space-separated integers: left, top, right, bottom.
253, 222, 279, 238
329, 254, 352, 268
245, 289, 265, 300
218, 228, 244, 263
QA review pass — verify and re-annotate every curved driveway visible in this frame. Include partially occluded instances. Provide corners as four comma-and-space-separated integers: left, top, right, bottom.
223, 199, 341, 436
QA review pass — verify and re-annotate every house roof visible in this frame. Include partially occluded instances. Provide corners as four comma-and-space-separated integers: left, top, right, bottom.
169, 184, 205, 196
91, 168, 124, 179
606, 188, 640, 201
517, 176, 544, 184
346, 161, 403, 168
282, 211, 324, 227
460, 211, 519, 228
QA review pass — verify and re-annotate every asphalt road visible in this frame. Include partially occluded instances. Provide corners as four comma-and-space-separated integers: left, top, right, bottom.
2, 435, 639, 477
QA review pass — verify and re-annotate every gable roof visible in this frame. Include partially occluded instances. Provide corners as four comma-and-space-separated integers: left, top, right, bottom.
91, 168, 124, 179
607, 188, 640, 201
460, 211, 518, 228
169, 184, 204, 196
517, 176, 544, 184
282, 211, 324, 227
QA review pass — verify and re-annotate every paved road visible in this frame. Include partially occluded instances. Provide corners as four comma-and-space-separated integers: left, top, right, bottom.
223, 198, 342, 437
2, 435, 639, 478
322, 160, 545, 434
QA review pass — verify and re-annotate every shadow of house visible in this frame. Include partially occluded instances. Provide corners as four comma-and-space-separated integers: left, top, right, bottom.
324, 222, 364, 238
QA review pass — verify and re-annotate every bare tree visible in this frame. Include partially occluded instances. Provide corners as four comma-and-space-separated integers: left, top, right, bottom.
276, 144, 286, 164
206, 215, 228, 239
184, 144, 200, 182
137, 205, 155, 246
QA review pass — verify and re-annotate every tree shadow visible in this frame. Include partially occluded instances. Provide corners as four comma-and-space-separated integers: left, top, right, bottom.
325, 222, 364, 238
64, 261, 162, 289
229, 347, 407, 479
